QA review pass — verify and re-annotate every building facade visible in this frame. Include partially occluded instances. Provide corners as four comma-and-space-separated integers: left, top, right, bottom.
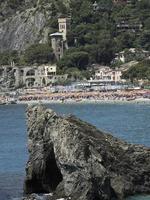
94, 66, 122, 82
50, 32, 64, 61
0, 65, 68, 89
50, 17, 71, 60
58, 18, 71, 41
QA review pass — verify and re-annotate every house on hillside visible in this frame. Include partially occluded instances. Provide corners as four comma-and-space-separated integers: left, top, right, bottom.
114, 48, 150, 63
113, 0, 131, 5
116, 21, 143, 33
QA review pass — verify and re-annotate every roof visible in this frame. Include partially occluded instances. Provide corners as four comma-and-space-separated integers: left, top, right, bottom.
50, 32, 63, 37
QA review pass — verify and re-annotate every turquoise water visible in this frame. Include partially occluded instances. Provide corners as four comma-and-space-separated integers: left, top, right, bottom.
0, 103, 150, 200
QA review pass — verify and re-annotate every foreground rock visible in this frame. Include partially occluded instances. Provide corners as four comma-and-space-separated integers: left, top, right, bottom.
24, 105, 150, 200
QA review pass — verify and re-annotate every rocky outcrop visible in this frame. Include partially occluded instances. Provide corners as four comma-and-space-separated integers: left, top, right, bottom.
24, 105, 150, 200
0, 7, 50, 52
0, 0, 70, 52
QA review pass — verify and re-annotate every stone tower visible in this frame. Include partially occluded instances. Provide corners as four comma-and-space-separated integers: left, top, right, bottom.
50, 32, 64, 61
58, 18, 71, 41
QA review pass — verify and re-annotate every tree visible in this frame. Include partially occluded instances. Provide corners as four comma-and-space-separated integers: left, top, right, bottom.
58, 50, 89, 70
115, 33, 136, 51
137, 0, 150, 10
23, 43, 55, 65
0, 50, 19, 65
137, 31, 150, 51
122, 60, 150, 81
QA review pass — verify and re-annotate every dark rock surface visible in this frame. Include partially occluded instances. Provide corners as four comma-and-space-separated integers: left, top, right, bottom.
24, 105, 150, 200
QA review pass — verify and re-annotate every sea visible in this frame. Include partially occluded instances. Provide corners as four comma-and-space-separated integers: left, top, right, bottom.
0, 103, 150, 200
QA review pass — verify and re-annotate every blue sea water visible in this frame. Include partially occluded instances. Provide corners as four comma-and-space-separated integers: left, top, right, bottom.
0, 103, 150, 200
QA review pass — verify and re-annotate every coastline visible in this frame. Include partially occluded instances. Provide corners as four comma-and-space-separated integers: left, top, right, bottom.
16, 98, 150, 105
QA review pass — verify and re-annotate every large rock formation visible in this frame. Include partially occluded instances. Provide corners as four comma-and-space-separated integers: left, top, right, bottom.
24, 105, 150, 200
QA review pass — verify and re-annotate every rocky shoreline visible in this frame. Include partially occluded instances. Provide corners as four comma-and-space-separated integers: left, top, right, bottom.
24, 105, 150, 200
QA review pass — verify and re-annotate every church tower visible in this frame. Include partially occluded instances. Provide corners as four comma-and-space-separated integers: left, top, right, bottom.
50, 32, 64, 61
58, 18, 71, 41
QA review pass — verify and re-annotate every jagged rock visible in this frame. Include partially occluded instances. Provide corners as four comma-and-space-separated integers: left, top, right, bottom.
24, 105, 150, 200
0, 9, 49, 52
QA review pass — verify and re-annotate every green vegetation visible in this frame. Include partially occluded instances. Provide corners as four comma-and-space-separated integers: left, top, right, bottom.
0, 0, 150, 81
58, 50, 89, 69
0, 44, 54, 66
57, 0, 150, 71
23, 44, 55, 65
122, 59, 150, 81
0, 51, 19, 65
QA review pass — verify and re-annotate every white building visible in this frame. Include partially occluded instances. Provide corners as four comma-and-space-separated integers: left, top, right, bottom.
94, 66, 122, 82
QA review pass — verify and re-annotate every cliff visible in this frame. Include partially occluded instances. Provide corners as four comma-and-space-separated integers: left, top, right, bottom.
24, 105, 150, 200
0, 0, 70, 52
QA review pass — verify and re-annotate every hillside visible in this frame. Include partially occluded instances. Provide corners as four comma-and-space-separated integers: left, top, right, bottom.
0, 0, 150, 72
0, 0, 70, 52
59, 0, 150, 67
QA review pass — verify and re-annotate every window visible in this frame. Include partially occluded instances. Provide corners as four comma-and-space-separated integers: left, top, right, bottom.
26, 69, 35, 76
60, 24, 65, 29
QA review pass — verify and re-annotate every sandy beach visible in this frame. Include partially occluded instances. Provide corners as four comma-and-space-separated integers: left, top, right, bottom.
17, 97, 150, 105
1, 89, 150, 105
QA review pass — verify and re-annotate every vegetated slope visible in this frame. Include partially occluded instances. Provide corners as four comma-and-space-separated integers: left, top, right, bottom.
0, 0, 150, 69
58, 0, 150, 68
122, 59, 150, 81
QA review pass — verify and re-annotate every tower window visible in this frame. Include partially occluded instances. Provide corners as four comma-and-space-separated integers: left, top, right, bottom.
60, 24, 65, 29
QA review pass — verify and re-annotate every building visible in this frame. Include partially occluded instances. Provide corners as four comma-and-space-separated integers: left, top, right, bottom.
15, 65, 58, 88
116, 21, 143, 33
113, 0, 131, 4
50, 32, 64, 61
93, 66, 122, 82
0, 64, 68, 89
58, 18, 71, 41
50, 17, 71, 60
93, 1, 99, 11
